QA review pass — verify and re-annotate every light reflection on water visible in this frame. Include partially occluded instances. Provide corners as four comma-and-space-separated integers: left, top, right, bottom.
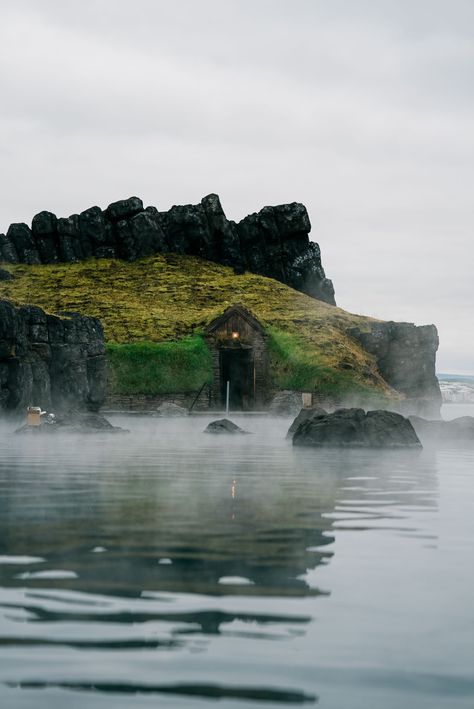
0, 414, 473, 708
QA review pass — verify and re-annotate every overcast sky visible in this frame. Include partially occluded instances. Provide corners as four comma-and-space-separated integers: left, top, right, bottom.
1, 0, 473, 372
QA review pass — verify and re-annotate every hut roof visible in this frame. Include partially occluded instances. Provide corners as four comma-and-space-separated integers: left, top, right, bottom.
204, 304, 265, 334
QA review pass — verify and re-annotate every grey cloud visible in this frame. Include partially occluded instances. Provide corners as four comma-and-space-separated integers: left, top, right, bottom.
0, 0, 472, 372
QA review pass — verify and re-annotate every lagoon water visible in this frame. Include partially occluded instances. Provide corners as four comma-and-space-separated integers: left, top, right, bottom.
0, 407, 473, 708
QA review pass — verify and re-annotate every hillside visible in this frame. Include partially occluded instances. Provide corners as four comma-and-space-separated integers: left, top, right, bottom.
0, 255, 391, 400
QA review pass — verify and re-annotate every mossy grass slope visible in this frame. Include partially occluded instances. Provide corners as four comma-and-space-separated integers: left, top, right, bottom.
0, 255, 391, 398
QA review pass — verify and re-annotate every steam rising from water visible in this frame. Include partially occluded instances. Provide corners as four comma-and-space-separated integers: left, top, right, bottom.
0, 408, 472, 707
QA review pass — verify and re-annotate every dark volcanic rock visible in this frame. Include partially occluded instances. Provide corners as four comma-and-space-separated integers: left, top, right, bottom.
0, 300, 107, 417
409, 415, 474, 444
160, 202, 212, 257
105, 197, 144, 223
0, 268, 13, 281
286, 405, 328, 439
292, 408, 422, 448
2, 194, 336, 305
116, 211, 167, 260
204, 418, 250, 434
79, 206, 112, 255
201, 194, 243, 270
15, 411, 127, 435
6, 223, 40, 264
236, 202, 336, 305
32, 210, 59, 263
0, 233, 19, 263
350, 322, 441, 418
268, 390, 304, 417
57, 215, 83, 262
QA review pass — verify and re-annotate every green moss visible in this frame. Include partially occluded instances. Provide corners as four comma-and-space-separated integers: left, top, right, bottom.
267, 327, 385, 400
106, 337, 213, 395
0, 255, 394, 399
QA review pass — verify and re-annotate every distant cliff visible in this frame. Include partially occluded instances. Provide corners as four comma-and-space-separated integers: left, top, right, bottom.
0, 195, 336, 305
350, 322, 442, 418
0, 301, 106, 416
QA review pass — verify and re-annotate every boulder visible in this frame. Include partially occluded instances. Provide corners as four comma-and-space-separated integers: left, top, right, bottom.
0, 233, 19, 263
0, 268, 13, 281
204, 418, 250, 434
160, 202, 212, 257
268, 390, 304, 417
105, 197, 144, 223
57, 215, 83, 262
409, 415, 474, 444
286, 405, 327, 439
155, 402, 188, 417
292, 408, 422, 449
32, 210, 59, 263
6, 223, 40, 264
115, 211, 167, 260
79, 206, 112, 254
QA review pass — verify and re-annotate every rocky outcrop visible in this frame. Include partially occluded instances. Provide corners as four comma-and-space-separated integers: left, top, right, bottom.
0, 300, 106, 417
350, 322, 442, 417
0, 195, 336, 305
292, 408, 422, 448
286, 405, 328, 439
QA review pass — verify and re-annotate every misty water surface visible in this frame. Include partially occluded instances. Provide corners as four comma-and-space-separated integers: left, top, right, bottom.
0, 409, 473, 708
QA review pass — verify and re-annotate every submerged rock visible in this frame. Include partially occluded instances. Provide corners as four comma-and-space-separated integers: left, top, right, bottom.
286, 405, 327, 439
292, 408, 422, 449
409, 415, 474, 444
204, 418, 250, 435
155, 402, 188, 417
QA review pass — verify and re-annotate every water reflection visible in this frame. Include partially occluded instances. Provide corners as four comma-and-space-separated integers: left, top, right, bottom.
0, 417, 440, 706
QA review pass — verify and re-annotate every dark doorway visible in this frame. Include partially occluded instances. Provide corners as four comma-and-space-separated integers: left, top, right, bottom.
220, 348, 254, 410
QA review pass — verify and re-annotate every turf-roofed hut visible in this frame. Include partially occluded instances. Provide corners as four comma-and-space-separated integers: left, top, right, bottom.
205, 305, 269, 411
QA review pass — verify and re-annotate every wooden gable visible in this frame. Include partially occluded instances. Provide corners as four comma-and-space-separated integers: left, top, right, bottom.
205, 305, 264, 336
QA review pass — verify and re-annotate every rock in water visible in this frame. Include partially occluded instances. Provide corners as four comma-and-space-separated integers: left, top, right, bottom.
409, 415, 474, 444
268, 390, 304, 417
204, 418, 250, 434
286, 405, 327, 439
292, 408, 422, 448
15, 411, 127, 434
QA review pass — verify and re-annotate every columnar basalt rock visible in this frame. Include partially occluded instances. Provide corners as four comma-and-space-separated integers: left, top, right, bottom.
0, 195, 336, 305
0, 300, 106, 416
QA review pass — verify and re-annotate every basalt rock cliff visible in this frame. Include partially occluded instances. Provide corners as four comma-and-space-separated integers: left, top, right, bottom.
0, 195, 336, 305
350, 321, 442, 418
0, 300, 106, 417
